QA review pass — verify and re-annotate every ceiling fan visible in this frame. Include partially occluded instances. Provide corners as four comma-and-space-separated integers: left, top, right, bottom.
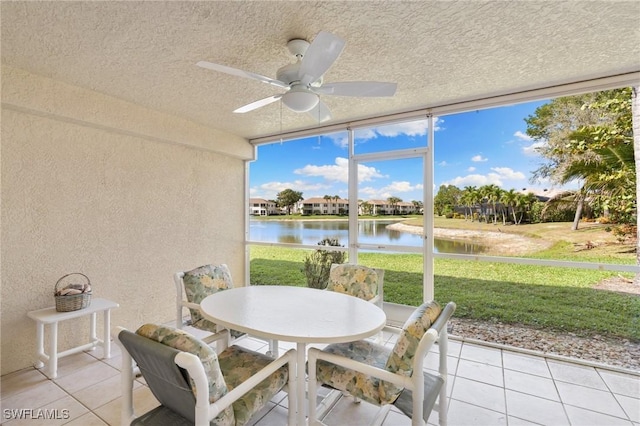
196, 31, 397, 122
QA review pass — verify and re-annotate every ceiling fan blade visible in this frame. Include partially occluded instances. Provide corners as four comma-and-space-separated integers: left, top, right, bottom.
316, 81, 398, 97
307, 99, 332, 122
234, 94, 283, 113
298, 31, 346, 86
197, 61, 288, 89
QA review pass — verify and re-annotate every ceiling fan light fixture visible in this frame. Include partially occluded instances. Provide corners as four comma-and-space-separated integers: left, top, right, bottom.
282, 88, 319, 112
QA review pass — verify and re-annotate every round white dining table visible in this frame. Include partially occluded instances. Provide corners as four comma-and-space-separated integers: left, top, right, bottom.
200, 285, 387, 425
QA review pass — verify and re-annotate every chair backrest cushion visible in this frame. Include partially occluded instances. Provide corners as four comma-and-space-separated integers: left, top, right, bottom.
136, 324, 235, 425
182, 264, 233, 325
385, 301, 442, 376
119, 329, 197, 423
326, 264, 378, 301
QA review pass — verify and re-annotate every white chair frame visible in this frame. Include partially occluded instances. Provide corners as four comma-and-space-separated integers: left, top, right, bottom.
114, 327, 297, 426
308, 302, 456, 426
174, 270, 279, 357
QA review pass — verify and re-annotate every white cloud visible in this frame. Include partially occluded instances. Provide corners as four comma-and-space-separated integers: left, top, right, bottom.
490, 167, 526, 180
250, 180, 330, 200
327, 118, 443, 148
443, 174, 501, 187
359, 181, 423, 200
385, 181, 423, 193
471, 155, 488, 162
438, 161, 448, 167
467, 166, 476, 172
294, 157, 384, 183
514, 130, 533, 141
442, 167, 526, 188
522, 141, 546, 156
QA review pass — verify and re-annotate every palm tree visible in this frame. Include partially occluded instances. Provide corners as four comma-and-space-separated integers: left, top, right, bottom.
502, 189, 519, 224
520, 192, 539, 224
484, 184, 502, 225
478, 185, 494, 222
322, 195, 331, 215
387, 196, 402, 215
463, 186, 479, 222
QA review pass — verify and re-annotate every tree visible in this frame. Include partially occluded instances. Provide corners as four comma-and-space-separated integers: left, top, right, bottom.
361, 201, 373, 216
526, 89, 635, 230
323, 195, 331, 214
387, 196, 402, 215
411, 200, 424, 214
483, 184, 502, 224
502, 189, 519, 224
461, 186, 478, 221
434, 185, 462, 216
277, 189, 303, 215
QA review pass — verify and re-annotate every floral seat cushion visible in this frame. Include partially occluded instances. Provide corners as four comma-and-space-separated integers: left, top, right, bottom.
326, 264, 378, 301
315, 301, 444, 407
183, 264, 232, 324
315, 340, 404, 406
183, 264, 244, 339
136, 324, 235, 425
217, 346, 289, 425
385, 301, 442, 376
137, 324, 289, 426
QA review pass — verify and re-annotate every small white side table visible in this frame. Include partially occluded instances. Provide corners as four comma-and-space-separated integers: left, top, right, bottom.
27, 298, 119, 379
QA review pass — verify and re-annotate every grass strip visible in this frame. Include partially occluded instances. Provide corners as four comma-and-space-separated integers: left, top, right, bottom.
249, 245, 639, 341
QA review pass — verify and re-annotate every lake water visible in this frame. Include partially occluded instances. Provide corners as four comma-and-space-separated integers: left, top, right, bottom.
249, 219, 487, 254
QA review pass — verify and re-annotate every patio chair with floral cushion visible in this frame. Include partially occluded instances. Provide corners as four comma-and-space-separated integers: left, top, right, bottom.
114, 324, 297, 426
175, 263, 278, 356
326, 263, 384, 309
308, 301, 456, 426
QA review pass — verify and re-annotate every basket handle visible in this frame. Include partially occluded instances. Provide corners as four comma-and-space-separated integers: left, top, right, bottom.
54, 272, 91, 292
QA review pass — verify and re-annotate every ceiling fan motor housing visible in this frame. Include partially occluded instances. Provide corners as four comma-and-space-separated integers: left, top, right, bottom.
276, 63, 301, 86
282, 86, 319, 112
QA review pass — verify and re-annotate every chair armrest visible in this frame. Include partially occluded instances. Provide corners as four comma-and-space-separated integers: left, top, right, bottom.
174, 348, 297, 426
204, 329, 230, 344
308, 347, 412, 390
182, 301, 202, 311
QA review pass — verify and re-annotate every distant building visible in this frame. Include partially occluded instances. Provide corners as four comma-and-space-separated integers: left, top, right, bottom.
299, 197, 349, 215
249, 198, 278, 216
363, 200, 418, 215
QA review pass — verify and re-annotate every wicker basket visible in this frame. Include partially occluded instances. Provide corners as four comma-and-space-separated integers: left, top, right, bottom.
54, 273, 92, 312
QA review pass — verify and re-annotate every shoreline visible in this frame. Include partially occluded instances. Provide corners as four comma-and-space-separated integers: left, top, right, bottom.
387, 222, 552, 255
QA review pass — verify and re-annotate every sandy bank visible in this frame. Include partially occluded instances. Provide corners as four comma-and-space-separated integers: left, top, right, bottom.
387, 222, 552, 255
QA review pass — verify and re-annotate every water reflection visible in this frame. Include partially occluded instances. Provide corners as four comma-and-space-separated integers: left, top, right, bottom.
250, 219, 487, 254
433, 238, 486, 254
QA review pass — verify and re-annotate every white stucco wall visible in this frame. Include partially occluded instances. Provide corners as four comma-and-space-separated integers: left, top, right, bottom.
1, 67, 253, 375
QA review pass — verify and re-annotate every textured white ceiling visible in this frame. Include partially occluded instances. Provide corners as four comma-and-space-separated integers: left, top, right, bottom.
2, 1, 639, 141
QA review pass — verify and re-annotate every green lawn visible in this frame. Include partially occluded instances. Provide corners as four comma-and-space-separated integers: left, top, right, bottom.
249, 241, 640, 341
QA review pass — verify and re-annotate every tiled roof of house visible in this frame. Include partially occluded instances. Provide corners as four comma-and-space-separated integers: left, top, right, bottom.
249, 198, 273, 204
301, 197, 348, 204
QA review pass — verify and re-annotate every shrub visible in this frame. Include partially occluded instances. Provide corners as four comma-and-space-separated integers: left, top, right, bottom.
302, 238, 347, 289
610, 224, 637, 244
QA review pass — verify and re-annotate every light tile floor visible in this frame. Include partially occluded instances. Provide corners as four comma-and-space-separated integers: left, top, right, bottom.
1, 326, 638, 425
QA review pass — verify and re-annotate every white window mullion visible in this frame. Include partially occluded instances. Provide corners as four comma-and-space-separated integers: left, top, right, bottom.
348, 128, 358, 263
423, 116, 435, 301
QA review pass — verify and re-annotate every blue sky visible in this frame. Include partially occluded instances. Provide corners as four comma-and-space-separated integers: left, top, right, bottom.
250, 99, 569, 202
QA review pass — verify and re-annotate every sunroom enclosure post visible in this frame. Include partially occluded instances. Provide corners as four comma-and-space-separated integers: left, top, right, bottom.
424, 115, 435, 301
348, 127, 358, 263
